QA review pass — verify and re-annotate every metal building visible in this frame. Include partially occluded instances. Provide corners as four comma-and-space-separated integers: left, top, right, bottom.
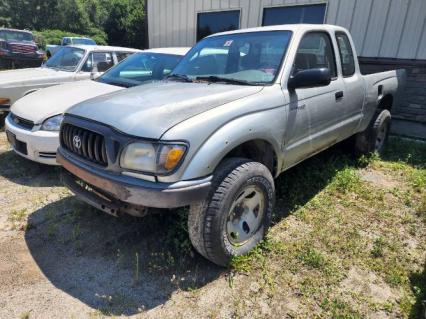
147, 0, 426, 138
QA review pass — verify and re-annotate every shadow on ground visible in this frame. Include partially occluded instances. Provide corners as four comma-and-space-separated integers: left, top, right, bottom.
0, 150, 61, 187
409, 263, 426, 319
25, 197, 222, 315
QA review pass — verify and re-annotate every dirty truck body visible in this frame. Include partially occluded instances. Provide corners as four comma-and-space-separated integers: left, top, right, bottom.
58, 24, 404, 266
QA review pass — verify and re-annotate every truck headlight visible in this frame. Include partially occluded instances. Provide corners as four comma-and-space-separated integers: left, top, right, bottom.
41, 114, 64, 131
120, 142, 187, 174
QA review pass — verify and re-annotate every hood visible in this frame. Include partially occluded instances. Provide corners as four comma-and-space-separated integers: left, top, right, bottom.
68, 81, 263, 139
0, 67, 71, 87
11, 80, 124, 124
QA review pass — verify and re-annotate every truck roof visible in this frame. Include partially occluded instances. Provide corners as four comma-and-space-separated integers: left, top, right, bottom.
144, 47, 191, 56
0, 28, 33, 34
209, 24, 349, 37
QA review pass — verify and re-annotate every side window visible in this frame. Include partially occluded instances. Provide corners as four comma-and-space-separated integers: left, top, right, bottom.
116, 52, 133, 62
336, 32, 355, 77
81, 52, 114, 72
63, 38, 71, 46
292, 32, 337, 78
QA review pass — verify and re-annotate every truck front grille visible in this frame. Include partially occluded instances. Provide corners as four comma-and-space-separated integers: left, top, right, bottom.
10, 113, 34, 130
9, 43, 37, 54
61, 124, 108, 166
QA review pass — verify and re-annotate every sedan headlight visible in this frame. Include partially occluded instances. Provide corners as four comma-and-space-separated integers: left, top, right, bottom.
120, 142, 187, 174
41, 114, 64, 131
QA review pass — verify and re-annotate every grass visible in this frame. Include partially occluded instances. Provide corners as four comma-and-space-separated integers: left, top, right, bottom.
230, 137, 426, 318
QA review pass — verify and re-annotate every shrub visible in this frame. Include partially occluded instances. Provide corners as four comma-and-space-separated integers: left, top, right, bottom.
33, 28, 107, 50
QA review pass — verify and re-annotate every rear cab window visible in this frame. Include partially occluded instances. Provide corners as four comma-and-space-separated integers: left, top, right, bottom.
335, 32, 356, 77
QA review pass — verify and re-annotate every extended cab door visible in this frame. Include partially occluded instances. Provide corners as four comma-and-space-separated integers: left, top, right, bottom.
283, 31, 346, 167
334, 31, 364, 134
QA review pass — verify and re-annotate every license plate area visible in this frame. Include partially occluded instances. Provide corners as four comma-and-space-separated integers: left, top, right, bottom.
6, 130, 28, 155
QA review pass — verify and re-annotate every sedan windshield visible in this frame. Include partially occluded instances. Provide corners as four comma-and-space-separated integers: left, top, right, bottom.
73, 38, 96, 45
171, 31, 292, 85
97, 52, 183, 88
44, 47, 85, 71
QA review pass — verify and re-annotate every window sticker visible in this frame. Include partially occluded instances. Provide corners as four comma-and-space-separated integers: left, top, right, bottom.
224, 40, 233, 47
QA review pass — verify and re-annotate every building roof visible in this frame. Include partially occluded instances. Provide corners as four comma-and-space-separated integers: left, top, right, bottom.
144, 47, 191, 55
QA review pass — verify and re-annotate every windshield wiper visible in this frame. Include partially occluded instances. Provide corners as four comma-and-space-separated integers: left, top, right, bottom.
195, 76, 259, 86
166, 73, 193, 83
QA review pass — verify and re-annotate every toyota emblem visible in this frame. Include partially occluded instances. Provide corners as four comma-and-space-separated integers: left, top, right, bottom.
73, 135, 82, 149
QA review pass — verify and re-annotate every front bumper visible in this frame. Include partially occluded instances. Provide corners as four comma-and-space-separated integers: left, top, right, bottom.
57, 148, 212, 213
5, 115, 59, 165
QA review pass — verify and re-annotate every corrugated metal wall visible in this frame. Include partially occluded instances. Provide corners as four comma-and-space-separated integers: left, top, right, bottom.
147, 0, 426, 60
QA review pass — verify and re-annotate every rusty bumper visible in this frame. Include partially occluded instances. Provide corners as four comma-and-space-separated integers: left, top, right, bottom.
57, 148, 212, 212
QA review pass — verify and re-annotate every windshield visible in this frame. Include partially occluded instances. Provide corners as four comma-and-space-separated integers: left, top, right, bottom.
73, 38, 96, 45
97, 52, 183, 88
44, 47, 85, 71
171, 31, 292, 85
0, 30, 33, 42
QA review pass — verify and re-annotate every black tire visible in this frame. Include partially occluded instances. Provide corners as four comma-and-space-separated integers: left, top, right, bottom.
188, 158, 275, 266
354, 109, 391, 154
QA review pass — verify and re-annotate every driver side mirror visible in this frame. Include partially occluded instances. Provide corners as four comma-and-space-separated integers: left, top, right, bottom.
288, 68, 331, 90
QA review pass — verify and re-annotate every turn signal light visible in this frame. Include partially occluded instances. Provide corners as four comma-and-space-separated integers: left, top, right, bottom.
165, 148, 185, 170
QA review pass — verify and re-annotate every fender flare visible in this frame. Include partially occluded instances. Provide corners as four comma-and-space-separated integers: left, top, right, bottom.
180, 112, 283, 180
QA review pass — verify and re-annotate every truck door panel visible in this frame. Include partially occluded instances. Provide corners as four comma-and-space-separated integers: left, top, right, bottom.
283, 31, 345, 167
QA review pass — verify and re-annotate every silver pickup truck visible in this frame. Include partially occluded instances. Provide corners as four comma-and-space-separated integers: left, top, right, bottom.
57, 24, 405, 266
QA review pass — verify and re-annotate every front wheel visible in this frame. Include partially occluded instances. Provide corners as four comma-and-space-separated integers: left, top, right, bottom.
188, 158, 275, 266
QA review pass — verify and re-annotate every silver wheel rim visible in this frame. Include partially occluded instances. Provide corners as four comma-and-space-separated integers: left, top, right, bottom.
226, 185, 265, 246
375, 122, 389, 151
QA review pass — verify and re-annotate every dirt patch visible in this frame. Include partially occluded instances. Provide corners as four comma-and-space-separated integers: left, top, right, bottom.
359, 169, 399, 189
340, 267, 399, 304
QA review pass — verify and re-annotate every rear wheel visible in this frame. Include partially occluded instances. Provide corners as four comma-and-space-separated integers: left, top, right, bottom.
354, 109, 391, 154
188, 158, 275, 266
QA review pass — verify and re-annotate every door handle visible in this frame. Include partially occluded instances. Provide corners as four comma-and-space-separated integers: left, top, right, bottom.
335, 91, 344, 100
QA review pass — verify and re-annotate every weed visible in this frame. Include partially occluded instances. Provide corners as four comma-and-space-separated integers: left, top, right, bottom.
371, 237, 385, 258
19, 311, 31, 319
298, 247, 325, 269
321, 298, 361, 319
331, 168, 361, 194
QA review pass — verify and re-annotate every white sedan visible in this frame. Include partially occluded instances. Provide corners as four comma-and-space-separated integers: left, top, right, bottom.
5, 47, 190, 165
0, 45, 140, 115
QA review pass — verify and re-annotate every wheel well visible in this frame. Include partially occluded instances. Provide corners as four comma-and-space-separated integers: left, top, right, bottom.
378, 94, 393, 112
222, 140, 278, 176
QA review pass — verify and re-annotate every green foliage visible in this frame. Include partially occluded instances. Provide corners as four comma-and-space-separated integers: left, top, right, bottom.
0, 0, 147, 49
321, 298, 362, 319
34, 29, 107, 50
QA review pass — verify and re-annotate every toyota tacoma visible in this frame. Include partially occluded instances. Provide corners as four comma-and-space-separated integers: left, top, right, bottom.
57, 24, 405, 266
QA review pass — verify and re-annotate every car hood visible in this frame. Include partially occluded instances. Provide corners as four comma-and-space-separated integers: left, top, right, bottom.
68, 81, 263, 139
11, 80, 124, 124
0, 67, 72, 87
